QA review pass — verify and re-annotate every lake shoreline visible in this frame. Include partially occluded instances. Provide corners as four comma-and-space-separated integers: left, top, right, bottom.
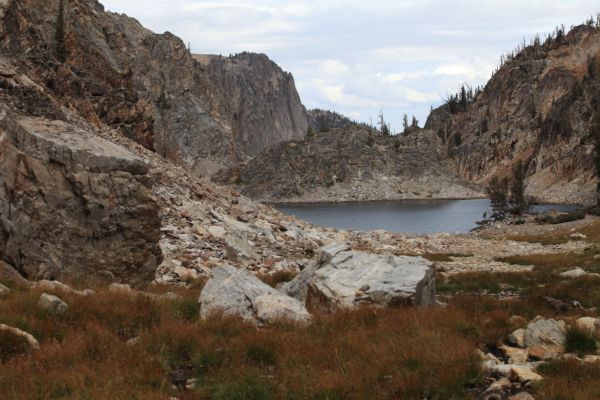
273, 199, 582, 235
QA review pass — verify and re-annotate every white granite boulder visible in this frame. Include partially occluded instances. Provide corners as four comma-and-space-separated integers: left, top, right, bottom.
198, 265, 310, 325
282, 243, 436, 312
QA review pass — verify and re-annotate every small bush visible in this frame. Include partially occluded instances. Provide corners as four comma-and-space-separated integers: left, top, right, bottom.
565, 328, 597, 356
193, 348, 226, 377
174, 298, 200, 322
212, 375, 275, 400
245, 339, 277, 366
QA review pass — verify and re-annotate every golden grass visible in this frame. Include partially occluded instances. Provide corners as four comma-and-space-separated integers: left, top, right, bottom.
0, 284, 484, 400
506, 221, 600, 245
1, 281, 599, 399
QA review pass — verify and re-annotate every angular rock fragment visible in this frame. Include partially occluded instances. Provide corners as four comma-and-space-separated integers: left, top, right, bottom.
198, 265, 310, 325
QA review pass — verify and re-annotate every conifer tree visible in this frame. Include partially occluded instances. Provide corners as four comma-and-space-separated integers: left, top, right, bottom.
402, 114, 409, 133
486, 176, 509, 221
411, 115, 419, 128
318, 115, 330, 133
510, 160, 527, 215
378, 111, 390, 135
55, 0, 67, 63
459, 85, 467, 111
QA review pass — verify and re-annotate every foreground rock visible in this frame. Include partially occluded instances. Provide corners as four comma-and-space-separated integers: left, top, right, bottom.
33, 280, 95, 297
198, 265, 311, 325
0, 261, 27, 285
283, 243, 436, 312
38, 293, 68, 315
0, 107, 161, 287
0, 324, 40, 351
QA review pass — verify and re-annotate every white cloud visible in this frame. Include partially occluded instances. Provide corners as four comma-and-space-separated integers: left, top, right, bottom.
100, 0, 600, 128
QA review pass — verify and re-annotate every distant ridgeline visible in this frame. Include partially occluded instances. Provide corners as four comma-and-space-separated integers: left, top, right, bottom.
307, 109, 373, 133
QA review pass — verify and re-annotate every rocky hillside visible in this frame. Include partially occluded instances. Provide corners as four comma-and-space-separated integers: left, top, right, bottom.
0, 59, 334, 288
307, 109, 370, 132
221, 127, 483, 202
1, 0, 307, 176
427, 24, 600, 205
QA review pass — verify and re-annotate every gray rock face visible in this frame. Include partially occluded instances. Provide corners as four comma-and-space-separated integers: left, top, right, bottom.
198, 265, 311, 325
198, 53, 308, 159
282, 243, 436, 312
1, 0, 307, 176
39, 293, 68, 315
0, 107, 161, 287
225, 126, 482, 202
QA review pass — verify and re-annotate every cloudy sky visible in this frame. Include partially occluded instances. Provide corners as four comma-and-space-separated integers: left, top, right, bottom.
102, 1, 598, 131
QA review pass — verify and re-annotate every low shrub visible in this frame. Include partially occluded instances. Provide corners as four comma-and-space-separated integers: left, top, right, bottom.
565, 328, 598, 356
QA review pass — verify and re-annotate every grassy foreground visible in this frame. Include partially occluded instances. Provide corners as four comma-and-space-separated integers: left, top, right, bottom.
1, 279, 600, 400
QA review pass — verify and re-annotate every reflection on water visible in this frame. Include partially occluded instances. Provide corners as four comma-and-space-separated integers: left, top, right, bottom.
276, 199, 579, 234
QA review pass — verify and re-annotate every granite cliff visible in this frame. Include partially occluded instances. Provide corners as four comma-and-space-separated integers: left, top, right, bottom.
427, 24, 600, 205
1, 0, 307, 176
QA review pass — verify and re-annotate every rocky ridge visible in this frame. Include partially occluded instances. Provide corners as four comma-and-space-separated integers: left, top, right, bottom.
222, 126, 483, 202
307, 108, 371, 132
427, 24, 600, 205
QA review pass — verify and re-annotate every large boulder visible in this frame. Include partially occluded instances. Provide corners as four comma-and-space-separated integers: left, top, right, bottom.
0, 107, 161, 287
282, 243, 436, 312
509, 317, 567, 358
523, 317, 566, 351
0, 324, 40, 352
0, 260, 27, 285
38, 293, 68, 315
198, 265, 310, 325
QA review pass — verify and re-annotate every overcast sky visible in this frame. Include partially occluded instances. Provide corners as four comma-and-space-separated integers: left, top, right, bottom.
102, 1, 598, 131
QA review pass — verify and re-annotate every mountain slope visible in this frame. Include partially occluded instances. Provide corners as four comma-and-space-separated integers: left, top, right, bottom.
1, 0, 307, 176
221, 127, 482, 202
427, 24, 600, 205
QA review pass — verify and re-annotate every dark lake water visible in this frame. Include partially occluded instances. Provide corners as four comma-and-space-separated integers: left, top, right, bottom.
276, 199, 579, 234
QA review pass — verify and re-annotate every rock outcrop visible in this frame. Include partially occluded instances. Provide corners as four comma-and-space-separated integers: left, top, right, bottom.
427, 25, 600, 205
198, 265, 311, 325
0, 106, 161, 286
307, 109, 370, 132
222, 126, 483, 202
1, 0, 307, 176
282, 243, 436, 312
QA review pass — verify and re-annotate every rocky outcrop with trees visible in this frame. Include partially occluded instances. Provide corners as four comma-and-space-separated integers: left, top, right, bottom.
221, 126, 483, 202
427, 24, 600, 205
